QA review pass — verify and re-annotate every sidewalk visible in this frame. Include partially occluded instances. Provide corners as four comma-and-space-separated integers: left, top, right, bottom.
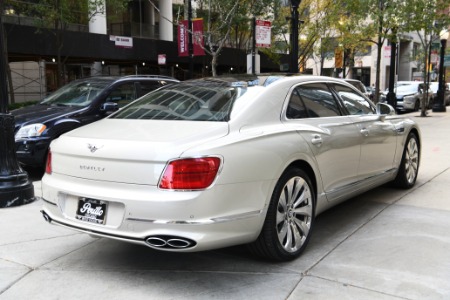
1, 109, 450, 300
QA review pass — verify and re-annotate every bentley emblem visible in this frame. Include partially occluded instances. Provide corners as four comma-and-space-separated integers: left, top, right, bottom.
87, 143, 103, 153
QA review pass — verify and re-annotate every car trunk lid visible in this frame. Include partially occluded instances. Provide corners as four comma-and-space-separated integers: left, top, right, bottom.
49, 119, 229, 185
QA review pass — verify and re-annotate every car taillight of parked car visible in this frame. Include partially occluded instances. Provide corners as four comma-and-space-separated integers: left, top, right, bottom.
159, 157, 221, 190
45, 150, 52, 174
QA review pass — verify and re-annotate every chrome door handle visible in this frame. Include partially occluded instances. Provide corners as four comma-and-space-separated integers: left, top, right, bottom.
311, 134, 323, 146
360, 128, 369, 136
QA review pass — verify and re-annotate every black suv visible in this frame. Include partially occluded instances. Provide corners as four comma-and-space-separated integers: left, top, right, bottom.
12, 75, 179, 167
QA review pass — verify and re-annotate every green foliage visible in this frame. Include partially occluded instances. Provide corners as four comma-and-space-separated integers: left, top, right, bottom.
8, 101, 39, 111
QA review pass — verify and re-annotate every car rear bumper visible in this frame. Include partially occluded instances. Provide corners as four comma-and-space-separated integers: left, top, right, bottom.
40, 173, 271, 252
15, 138, 51, 167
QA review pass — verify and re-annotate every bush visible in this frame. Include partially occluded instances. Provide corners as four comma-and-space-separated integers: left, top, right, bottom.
8, 101, 39, 111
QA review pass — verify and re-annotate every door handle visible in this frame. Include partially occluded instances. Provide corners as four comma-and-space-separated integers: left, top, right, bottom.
360, 128, 369, 136
311, 134, 323, 146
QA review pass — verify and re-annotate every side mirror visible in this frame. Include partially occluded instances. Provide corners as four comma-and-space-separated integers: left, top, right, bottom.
100, 102, 119, 114
376, 102, 396, 117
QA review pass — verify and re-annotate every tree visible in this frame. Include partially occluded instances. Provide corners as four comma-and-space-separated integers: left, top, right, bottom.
194, 0, 275, 77
399, 0, 450, 116
5, 0, 127, 88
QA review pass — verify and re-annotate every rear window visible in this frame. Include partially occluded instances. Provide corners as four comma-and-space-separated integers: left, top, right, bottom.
111, 82, 247, 121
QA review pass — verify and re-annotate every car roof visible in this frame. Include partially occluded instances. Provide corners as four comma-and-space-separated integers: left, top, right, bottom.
71, 75, 179, 84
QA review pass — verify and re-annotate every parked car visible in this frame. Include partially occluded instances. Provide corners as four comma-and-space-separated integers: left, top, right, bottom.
41, 75, 421, 261
379, 81, 432, 112
430, 82, 450, 106
343, 79, 372, 99
12, 75, 179, 167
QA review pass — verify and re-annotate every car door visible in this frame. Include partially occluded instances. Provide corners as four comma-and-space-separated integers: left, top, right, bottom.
331, 83, 398, 183
284, 82, 362, 202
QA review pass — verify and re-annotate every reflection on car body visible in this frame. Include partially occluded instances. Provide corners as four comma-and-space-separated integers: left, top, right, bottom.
41, 75, 421, 261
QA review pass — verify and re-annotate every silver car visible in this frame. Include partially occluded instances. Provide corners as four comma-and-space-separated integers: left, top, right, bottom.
380, 81, 432, 111
41, 75, 421, 261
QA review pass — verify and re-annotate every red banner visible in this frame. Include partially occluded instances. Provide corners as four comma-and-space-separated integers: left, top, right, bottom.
178, 21, 188, 57
178, 19, 205, 57
192, 19, 205, 56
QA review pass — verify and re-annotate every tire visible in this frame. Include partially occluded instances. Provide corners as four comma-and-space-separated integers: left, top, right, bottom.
248, 168, 315, 261
393, 132, 420, 189
414, 100, 420, 111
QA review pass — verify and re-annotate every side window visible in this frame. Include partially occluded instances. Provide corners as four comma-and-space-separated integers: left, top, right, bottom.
296, 83, 341, 118
333, 84, 375, 115
286, 88, 308, 119
105, 83, 136, 108
138, 81, 162, 97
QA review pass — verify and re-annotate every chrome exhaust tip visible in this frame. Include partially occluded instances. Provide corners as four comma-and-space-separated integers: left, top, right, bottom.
40, 210, 52, 223
167, 238, 192, 248
146, 237, 167, 247
145, 235, 196, 249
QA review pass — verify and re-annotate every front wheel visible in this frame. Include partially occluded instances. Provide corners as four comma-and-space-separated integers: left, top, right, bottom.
393, 132, 420, 189
248, 168, 315, 261
414, 100, 420, 111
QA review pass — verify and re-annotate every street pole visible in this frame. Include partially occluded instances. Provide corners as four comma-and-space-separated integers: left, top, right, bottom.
252, 17, 256, 75
290, 0, 300, 73
387, 28, 397, 108
0, 4, 35, 207
188, 0, 193, 79
432, 30, 448, 113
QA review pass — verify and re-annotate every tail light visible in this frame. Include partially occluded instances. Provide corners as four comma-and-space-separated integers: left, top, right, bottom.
159, 157, 221, 190
45, 150, 52, 174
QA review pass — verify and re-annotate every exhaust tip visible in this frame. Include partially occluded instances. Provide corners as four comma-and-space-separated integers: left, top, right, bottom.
40, 210, 52, 223
145, 235, 196, 249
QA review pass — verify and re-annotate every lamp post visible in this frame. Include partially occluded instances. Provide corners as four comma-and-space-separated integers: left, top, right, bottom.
0, 3, 35, 207
290, 0, 301, 73
387, 27, 398, 108
432, 29, 449, 113
187, 0, 193, 79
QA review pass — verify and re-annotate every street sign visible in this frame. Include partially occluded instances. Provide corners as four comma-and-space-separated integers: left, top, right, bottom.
255, 20, 271, 48
444, 54, 450, 67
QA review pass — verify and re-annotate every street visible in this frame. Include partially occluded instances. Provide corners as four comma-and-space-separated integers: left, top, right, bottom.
1, 110, 450, 300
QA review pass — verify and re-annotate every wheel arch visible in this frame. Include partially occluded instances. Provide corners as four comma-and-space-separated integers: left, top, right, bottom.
283, 159, 318, 202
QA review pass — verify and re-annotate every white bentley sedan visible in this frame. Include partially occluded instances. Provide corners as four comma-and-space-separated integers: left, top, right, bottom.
41, 75, 421, 261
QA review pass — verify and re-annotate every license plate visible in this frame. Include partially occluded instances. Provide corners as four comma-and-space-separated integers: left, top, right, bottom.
75, 198, 107, 225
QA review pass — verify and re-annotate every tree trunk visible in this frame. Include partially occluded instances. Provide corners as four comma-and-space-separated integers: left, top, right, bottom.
211, 52, 218, 77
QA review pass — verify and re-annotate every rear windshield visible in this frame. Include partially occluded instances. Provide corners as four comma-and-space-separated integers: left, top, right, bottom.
111, 82, 247, 121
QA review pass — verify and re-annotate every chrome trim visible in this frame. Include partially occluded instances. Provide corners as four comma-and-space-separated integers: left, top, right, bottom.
126, 209, 263, 225
42, 198, 57, 206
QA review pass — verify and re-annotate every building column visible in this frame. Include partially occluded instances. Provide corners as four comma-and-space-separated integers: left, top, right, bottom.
159, 0, 173, 41
149, 2, 155, 38
89, 0, 107, 76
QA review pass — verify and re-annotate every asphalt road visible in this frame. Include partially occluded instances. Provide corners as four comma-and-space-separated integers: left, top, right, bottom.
1, 109, 450, 300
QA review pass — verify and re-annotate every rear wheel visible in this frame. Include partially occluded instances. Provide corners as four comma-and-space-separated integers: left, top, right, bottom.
248, 168, 315, 261
393, 132, 420, 189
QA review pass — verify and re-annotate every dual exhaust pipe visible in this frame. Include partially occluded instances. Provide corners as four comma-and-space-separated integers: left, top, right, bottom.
146, 236, 196, 249
41, 211, 196, 250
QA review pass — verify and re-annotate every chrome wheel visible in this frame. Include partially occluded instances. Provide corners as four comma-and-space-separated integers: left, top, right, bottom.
393, 133, 420, 189
404, 136, 419, 185
248, 167, 315, 261
276, 176, 313, 253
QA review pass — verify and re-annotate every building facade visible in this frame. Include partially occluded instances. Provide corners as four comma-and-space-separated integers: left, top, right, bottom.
3, 0, 281, 103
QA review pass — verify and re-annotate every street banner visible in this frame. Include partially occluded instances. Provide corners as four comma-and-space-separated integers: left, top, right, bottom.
178, 19, 205, 57
255, 20, 271, 48
192, 19, 205, 56
178, 21, 188, 57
